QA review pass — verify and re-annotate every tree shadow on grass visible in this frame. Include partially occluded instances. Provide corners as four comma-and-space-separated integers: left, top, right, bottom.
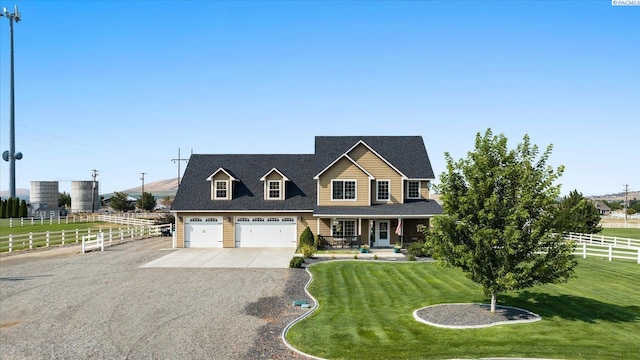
498, 291, 640, 324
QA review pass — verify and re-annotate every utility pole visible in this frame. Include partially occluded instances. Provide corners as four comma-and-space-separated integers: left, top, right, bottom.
140, 172, 146, 212
623, 184, 629, 223
171, 148, 190, 186
91, 169, 99, 213
1, 5, 23, 199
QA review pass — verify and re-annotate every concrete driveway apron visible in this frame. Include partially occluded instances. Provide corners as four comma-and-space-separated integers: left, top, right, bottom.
140, 247, 296, 268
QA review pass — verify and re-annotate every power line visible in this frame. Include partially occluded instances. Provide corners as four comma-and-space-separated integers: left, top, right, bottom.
171, 148, 191, 186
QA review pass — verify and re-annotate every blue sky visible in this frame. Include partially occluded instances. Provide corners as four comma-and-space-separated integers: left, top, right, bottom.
0, 0, 638, 197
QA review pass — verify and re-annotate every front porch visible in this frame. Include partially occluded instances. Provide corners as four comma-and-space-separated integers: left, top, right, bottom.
315, 217, 429, 250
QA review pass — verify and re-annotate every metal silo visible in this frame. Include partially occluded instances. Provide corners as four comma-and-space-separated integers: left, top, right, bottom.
30, 181, 59, 208
71, 180, 99, 213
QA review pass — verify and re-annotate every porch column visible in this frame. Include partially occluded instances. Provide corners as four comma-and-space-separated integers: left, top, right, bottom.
358, 218, 362, 246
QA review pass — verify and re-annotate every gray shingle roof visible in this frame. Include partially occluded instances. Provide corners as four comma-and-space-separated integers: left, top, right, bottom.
314, 200, 442, 217
315, 136, 435, 179
172, 154, 316, 211
172, 136, 440, 215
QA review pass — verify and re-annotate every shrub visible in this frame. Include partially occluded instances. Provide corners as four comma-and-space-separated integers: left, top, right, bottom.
289, 256, 304, 268
300, 227, 315, 247
314, 235, 324, 250
301, 244, 316, 258
407, 241, 426, 257
373, 254, 378, 260
408, 254, 416, 261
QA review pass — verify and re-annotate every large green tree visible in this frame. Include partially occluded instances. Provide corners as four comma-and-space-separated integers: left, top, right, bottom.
426, 129, 577, 312
110, 192, 135, 212
58, 191, 71, 208
136, 192, 156, 211
555, 190, 602, 234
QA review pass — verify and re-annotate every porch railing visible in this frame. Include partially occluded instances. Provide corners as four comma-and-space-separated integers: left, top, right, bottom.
317, 235, 362, 249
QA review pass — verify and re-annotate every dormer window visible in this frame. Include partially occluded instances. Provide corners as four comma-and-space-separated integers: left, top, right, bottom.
260, 168, 289, 200
267, 180, 281, 200
207, 167, 237, 200
214, 180, 228, 199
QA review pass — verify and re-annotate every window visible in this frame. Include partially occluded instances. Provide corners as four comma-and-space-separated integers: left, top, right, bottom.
214, 180, 228, 199
377, 180, 390, 201
332, 180, 356, 200
267, 180, 281, 199
332, 220, 356, 238
408, 181, 420, 199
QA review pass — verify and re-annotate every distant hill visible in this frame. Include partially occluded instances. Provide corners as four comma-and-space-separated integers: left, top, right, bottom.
103, 178, 179, 199
589, 191, 640, 202
1, 179, 179, 201
0, 188, 30, 200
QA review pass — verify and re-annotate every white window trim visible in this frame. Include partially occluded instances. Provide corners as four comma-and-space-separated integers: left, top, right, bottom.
407, 180, 421, 199
266, 180, 282, 200
376, 179, 391, 202
332, 219, 356, 237
213, 180, 229, 200
331, 179, 357, 201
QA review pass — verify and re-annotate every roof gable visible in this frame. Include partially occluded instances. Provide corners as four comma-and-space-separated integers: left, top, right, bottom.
346, 140, 406, 178
313, 153, 375, 180
260, 168, 290, 182
206, 167, 238, 181
315, 136, 435, 179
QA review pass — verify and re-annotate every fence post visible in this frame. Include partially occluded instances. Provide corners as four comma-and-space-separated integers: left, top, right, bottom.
62, 230, 65, 245
583, 243, 587, 259
21, 217, 24, 226
637, 249, 640, 265
9, 235, 12, 253
76, 229, 79, 243
29, 233, 33, 249
31, 218, 34, 225
46, 231, 50, 247
609, 244, 613, 262
9, 218, 12, 227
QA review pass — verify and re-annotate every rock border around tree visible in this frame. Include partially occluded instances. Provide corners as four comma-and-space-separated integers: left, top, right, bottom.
413, 303, 541, 329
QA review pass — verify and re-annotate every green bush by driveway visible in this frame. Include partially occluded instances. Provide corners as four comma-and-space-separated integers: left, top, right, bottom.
286, 259, 640, 360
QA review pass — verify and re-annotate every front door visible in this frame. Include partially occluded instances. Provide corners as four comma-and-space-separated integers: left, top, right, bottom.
376, 220, 390, 247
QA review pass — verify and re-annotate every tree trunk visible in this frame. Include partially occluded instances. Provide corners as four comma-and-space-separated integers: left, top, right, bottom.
491, 292, 497, 312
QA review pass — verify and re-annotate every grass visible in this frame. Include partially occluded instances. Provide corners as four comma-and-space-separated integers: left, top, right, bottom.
600, 227, 640, 240
286, 259, 640, 359
0, 221, 109, 236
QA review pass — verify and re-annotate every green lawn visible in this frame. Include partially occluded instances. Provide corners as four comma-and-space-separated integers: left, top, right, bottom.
0, 221, 109, 236
600, 227, 640, 240
287, 259, 640, 359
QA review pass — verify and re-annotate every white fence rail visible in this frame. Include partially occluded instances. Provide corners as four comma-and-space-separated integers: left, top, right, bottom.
564, 232, 640, 248
600, 222, 640, 229
82, 232, 104, 253
564, 232, 640, 264
3, 214, 158, 228
1, 223, 172, 253
573, 242, 640, 264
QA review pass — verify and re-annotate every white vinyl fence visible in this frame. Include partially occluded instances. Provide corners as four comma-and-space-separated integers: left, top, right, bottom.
1, 221, 172, 253
564, 232, 640, 264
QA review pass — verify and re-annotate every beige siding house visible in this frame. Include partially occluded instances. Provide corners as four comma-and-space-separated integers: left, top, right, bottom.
171, 136, 442, 249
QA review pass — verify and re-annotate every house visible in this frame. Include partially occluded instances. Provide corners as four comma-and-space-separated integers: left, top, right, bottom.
170, 136, 442, 248
34, 206, 68, 219
591, 200, 611, 216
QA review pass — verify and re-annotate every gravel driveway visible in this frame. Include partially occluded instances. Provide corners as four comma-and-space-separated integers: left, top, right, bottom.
0, 238, 311, 359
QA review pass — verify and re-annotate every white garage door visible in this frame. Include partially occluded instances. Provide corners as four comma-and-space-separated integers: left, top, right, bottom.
235, 217, 297, 248
185, 217, 223, 248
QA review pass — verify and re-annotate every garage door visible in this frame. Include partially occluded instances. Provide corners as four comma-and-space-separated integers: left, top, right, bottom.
235, 217, 297, 248
185, 217, 223, 248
